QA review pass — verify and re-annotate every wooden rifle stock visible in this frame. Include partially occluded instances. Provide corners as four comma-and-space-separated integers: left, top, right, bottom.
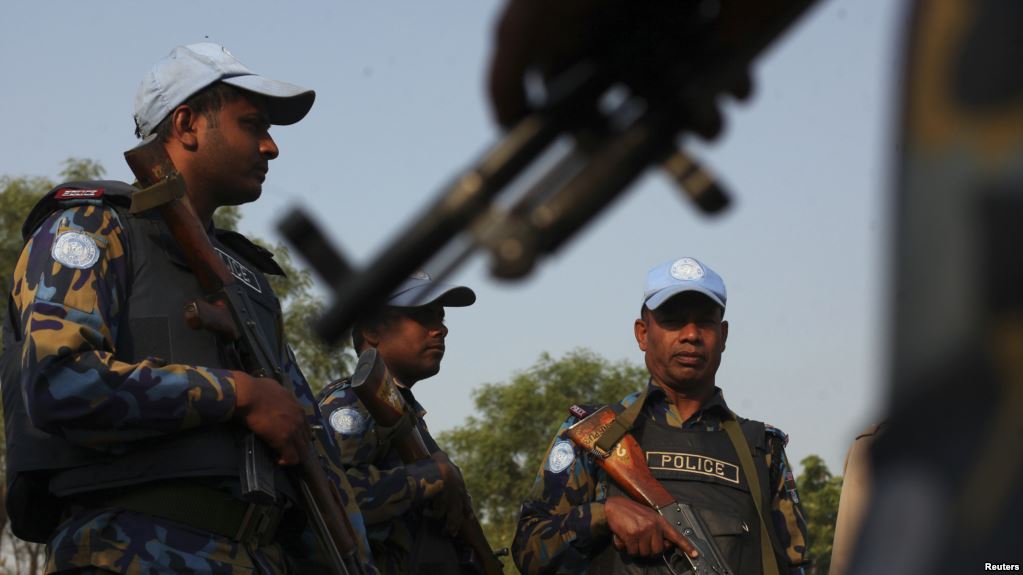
351, 348, 505, 575
123, 136, 365, 575
566, 405, 734, 575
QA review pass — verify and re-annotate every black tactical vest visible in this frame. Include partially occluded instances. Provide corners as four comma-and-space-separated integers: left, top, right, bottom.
587, 414, 786, 575
1, 180, 291, 542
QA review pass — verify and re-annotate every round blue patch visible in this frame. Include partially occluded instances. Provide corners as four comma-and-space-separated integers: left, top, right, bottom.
547, 440, 576, 474
52, 231, 100, 269
329, 407, 365, 436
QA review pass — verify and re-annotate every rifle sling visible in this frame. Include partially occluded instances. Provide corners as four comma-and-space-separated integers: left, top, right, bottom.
129, 173, 186, 214
722, 415, 780, 575
375, 408, 417, 448
594, 387, 649, 456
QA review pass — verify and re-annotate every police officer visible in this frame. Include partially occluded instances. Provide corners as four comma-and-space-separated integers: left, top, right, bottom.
1, 43, 374, 574
512, 257, 809, 574
318, 272, 476, 574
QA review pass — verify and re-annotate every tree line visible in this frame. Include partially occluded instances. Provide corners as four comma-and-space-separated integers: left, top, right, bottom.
0, 161, 841, 574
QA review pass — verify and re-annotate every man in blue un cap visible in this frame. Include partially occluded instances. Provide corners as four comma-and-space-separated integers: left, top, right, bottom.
513, 257, 810, 575
318, 272, 478, 574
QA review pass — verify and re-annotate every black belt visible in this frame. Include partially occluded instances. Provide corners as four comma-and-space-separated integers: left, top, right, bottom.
76, 481, 284, 546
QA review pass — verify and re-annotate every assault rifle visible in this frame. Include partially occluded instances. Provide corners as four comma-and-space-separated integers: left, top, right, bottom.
349, 348, 505, 575
279, 0, 820, 344
566, 404, 734, 575
123, 138, 366, 575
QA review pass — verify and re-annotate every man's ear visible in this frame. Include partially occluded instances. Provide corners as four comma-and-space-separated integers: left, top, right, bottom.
720, 320, 729, 352
168, 105, 200, 149
634, 318, 648, 352
362, 327, 381, 348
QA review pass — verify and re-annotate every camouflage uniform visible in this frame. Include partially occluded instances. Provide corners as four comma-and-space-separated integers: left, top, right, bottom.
512, 384, 809, 575
318, 378, 448, 574
6, 191, 374, 574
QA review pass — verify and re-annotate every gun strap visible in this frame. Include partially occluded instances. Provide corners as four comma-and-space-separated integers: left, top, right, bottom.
375, 408, 417, 448
594, 387, 649, 456
722, 415, 780, 575
129, 173, 186, 214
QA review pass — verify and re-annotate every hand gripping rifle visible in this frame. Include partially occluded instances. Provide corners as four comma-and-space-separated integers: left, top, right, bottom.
349, 348, 506, 575
566, 404, 734, 575
279, 0, 821, 346
123, 138, 366, 575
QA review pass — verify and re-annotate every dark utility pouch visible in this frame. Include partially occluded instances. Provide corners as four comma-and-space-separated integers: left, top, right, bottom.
697, 506, 754, 574
7, 472, 63, 543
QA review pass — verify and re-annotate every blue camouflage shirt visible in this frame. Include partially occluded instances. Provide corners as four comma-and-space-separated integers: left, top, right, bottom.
9, 199, 374, 574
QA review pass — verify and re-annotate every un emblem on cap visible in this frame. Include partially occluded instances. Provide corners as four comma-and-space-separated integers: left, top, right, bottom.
670, 258, 704, 281
52, 231, 100, 269
409, 270, 431, 281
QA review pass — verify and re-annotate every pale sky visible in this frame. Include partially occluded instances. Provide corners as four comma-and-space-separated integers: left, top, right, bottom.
0, 0, 904, 473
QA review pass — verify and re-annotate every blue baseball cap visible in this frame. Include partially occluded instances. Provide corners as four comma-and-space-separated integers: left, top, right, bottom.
134, 43, 315, 138
387, 272, 476, 308
643, 257, 726, 310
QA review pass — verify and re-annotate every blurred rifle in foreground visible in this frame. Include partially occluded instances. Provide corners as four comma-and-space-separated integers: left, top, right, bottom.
124, 138, 365, 575
279, 0, 821, 342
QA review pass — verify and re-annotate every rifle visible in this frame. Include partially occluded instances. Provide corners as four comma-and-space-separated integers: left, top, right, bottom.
123, 137, 366, 575
565, 404, 734, 575
278, 0, 821, 345
350, 348, 505, 575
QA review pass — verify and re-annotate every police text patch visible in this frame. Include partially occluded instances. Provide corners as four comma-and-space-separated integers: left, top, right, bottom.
215, 248, 262, 293
647, 451, 740, 485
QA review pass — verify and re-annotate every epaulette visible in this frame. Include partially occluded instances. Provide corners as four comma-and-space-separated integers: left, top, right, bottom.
316, 376, 353, 404
23, 180, 135, 240
764, 423, 789, 448
215, 229, 287, 277
568, 404, 605, 420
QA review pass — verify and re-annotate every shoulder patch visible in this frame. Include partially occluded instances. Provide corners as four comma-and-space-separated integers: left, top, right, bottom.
546, 439, 576, 474
55, 187, 104, 200
52, 230, 100, 269
765, 423, 789, 448
329, 407, 366, 436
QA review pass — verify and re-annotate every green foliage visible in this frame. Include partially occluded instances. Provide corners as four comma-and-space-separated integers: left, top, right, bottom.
796, 455, 843, 574
437, 349, 648, 558
212, 205, 242, 232
60, 158, 106, 182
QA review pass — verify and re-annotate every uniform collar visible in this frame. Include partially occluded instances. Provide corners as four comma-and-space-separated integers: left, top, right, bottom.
396, 384, 428, 419
642, 382, 732, 423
